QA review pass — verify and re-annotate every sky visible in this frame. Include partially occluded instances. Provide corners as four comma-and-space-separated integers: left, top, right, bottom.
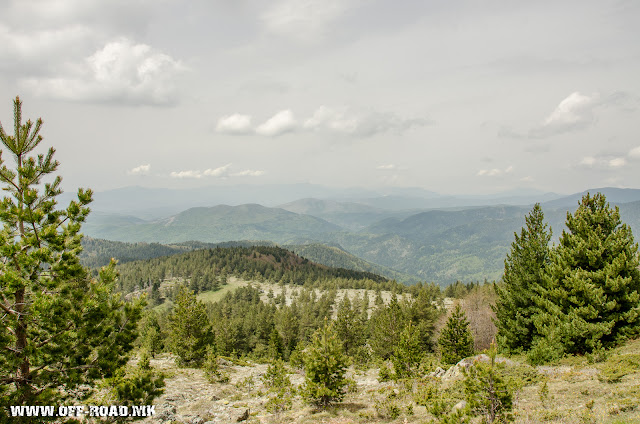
0, 0, 639, 196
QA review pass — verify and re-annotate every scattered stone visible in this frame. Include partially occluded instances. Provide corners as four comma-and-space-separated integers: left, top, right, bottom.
235, 409, 250, 422
440, 354, 517, 381
429, 367, 446, 378
452, 400, 467, 413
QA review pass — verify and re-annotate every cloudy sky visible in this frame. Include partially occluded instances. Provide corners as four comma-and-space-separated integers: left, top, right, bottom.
0, 0, 639, 196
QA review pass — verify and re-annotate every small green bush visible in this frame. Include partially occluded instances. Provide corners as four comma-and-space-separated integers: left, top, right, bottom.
597, 354, 640, 383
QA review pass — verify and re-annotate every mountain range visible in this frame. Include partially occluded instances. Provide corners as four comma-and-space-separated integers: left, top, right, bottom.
80, 186, 640, 285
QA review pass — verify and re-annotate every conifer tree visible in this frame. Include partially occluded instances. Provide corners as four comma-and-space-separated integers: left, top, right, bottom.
302, 319, 347, 407
0, 97, 144, 409
532, 193, 640, 358
392, 321, 423, 379
494, 203, 551, 353
168, 285, 214, 366
438, 304, 475, 364
463, 342, 514, 423
334, 295, 365, 358
369, 295, 405, 359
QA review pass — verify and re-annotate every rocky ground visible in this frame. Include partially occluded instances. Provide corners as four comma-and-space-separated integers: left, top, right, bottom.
137, 341, 640, 424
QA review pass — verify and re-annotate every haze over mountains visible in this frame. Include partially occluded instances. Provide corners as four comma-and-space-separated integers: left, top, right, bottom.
81, 185, 640, 285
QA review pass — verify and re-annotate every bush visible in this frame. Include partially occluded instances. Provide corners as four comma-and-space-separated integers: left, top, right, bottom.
463, 342, 514, 423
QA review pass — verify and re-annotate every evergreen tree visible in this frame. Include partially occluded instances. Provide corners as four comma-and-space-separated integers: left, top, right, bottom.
463, 342, 514, 423
302, 319, 347, 407
268, 327, 284, 360
439, 304, 475, 364
494, 203, 552, 353
168, 286, 214, 366
0, 97, 145, 410
334, 295, 365, 358
391, 321, 423, 379
531, 193, 640, 359
369, 296, 405, 359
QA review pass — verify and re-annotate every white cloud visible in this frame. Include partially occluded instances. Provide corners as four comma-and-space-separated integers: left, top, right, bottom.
261, 0, 352, 42
609, 157, 626, 168
580, 156, 597, 167
477, 165, 513, 177
530, 92, 598, 138
578, 155, 628, 169
256, 110, 297, 136
170, 170, 202, 179
128, 163, 150, 175
0, 24, 91, 70
377, 164, 397, 170
203, 163, 232, 177
232, 169, 265, 177
304, 106, 426, 137
520, 176, 534, 182
215, 114, 253, 134
628, 146, 640, 159
170, 164, 263, 179
24, 38, 186, 105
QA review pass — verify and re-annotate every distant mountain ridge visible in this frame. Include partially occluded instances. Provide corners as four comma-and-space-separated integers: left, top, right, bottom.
80, 187, 640, 285
83, 204, 343, 244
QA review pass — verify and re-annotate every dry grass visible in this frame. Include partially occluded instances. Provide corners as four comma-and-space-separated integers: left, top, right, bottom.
136, 338, 640, 424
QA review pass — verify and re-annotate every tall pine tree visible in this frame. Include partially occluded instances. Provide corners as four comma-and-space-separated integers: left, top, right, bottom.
0, 97, 144, 411
494, 203, 552, 353
168, 286, 214, 366
532, 193, 640, 358
438, 304, 475, 365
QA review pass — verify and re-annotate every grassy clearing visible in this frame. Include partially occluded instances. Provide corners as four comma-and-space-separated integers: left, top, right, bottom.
196, 277, 249, 303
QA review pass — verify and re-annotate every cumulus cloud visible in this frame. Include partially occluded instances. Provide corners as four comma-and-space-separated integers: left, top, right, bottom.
529, 92, 599, 138
215, 114, 253, 134
477, 165, 514, 177
23, 38, 186, 105
578, 155, 628, 170
170, 164, 263, 179
256, 110, 297, 136
232, 169, 265, 177
608, 157, 626, 168
170, 170, 202, 179
203, 163, 232, 177
304, 106, 427, 137
128, 164, 150, 175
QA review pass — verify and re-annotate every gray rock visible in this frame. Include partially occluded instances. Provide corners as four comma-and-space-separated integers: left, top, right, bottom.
452, 400, 467, 412
440, 354, 517, 381
429, 366, 446, 377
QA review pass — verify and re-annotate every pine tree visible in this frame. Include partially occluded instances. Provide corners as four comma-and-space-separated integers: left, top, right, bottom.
392, 321, 423, 379
168, 285, 214, 366
302, 319, 347, 407
532, 193, 640, 358
369, 296, 405, 359
334, 295, 365, 358
439, 304, 475, 365
494, 203, 552, 353
463, 342, 514, 423
0, 97, 145, 410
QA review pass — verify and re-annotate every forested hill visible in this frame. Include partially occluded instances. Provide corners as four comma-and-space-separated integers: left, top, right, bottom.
113, 245, 393, 295
286, 243, 420, 284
